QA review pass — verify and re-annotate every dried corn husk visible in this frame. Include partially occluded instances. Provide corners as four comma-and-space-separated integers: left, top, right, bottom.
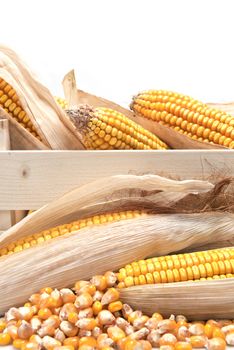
120, 278, 234, 320
62, 70, 226, 149
0, 174, 217, 247
207, 101, 234, 115
0, 46, 84, 149
0, 175, 234, 313
0, 107, 48, 150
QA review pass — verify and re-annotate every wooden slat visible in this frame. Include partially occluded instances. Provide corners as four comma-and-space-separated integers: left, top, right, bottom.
0, 119, 10, 149
0, 120, 27, 228
0, 120, 12, 230
0, 150, 233, 210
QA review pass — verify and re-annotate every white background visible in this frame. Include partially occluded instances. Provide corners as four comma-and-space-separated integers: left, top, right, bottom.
2, 0, 234, 107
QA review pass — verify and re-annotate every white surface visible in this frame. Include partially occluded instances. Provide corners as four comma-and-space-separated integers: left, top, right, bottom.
2, 0, 234, 107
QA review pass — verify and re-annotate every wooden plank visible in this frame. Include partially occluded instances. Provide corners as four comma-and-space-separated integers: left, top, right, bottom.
0, 119, 10, 149
0, 120, 12, 230
0, 120, 27, 228
0, 212, 12, 231
0, 150, 233, 210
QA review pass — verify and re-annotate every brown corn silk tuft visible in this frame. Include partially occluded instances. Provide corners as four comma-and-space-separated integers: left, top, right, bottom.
0, 175, 234, 313
0, 46, 84, 149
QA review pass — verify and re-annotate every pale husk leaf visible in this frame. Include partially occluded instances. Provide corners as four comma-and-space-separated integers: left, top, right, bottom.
207, 101, 234, 115
0, 174, 215, 248
0, 213, 234, 313
0, 46, 84, 149
0, 108, 48, 150
120, 278, 234, 320
62, 70, 226, 149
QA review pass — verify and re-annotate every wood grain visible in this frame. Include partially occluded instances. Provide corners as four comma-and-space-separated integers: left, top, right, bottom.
0, 150, 233, 210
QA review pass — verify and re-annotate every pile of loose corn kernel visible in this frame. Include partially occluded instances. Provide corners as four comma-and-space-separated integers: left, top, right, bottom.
0, 272, 234, 350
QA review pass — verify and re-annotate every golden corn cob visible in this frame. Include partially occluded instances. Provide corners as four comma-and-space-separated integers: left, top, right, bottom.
117, 247, 234, 287
66, 105, 169, 150
131, 90, 234, 148
0, 77, 41, 139
0, 210, 146, 257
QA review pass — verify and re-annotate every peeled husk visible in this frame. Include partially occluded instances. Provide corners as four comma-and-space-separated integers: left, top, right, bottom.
0, 46, 84, 149
0, 175, 234, 313
62, 70, 230, 150
120, 278, 234, 320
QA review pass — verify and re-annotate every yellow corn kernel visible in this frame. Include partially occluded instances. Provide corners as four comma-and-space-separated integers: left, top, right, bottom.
12, 339, 26, 349
37, 307, 52, 320
0, 333, 12, 345
0, 319, 6, 332
67, 312, 78, 324
107, 326, 126, 342
92, 301, 102, 316
55, 97, 68, 110
108, 301, 123, 313
63, 337, 79, 349
79, 336, 97, 347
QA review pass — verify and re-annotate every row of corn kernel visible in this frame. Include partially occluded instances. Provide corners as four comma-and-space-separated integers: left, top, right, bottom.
0, 211, 145, 257
0, 271, 234, 350
0, 78, 41, 139
117, 248, 234, 288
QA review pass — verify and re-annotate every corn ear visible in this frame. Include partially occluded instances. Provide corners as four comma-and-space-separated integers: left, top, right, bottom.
0, 46, 83, 149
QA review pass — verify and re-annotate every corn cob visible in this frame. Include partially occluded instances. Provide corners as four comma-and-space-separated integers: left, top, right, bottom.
131, 90, 234, 148
66, 105, 169, 150
0, 210, 145, 257
0, 77, 41, 139
117, 248, 234, 287
0, 77, 68, 140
